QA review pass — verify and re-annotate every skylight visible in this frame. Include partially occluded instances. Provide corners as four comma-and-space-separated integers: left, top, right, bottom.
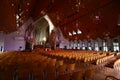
77, 29, 82, 34
73, 31, 76, 35
69, 32, 72, 36
16, 14, 19, 19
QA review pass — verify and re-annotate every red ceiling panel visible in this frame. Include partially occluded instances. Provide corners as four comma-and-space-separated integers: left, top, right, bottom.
0, 0, 120, 40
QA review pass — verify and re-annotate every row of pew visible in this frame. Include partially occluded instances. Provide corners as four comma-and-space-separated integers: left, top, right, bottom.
0, 51, 95, 80
37, 50, 116, 65
0, 50, 120, 80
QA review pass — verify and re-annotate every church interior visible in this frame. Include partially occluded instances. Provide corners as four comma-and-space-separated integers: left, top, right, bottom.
0, 0, 120, 80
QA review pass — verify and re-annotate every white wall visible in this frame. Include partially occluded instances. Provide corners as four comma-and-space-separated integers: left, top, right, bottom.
4, 32, 25, 51
4, 18, 33, 51
59, 33, 69, 49
56, 28, 69, 49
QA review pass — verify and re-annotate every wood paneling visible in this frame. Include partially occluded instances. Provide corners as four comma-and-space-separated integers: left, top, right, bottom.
0, 0, 120, 39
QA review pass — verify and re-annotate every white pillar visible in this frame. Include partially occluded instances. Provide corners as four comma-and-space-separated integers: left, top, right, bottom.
0, 31, 4, 53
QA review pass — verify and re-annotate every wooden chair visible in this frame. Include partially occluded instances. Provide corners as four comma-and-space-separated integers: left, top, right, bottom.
56, 60, 63, 68
44, 65, 56, 80
56, 64, 67, 76
18, 68, 29, 80
70, 71, 83, 80
66, 63, 75, 73
84, 68, 95, 80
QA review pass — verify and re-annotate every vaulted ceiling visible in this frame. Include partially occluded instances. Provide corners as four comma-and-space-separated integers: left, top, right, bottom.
0, 0, 120, 40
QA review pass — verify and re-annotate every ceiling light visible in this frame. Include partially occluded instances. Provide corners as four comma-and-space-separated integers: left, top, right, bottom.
51, 0, 54, 3
69, 32, 72, 36
20, 20, 23, 23
76, 23, 78, 27
117, 15, 120, 26
77, 29, 82, 34
19, 8, 22, 11
118, 23, 120, 26
57, 16, 60, 20
16, 20, 19, 23
26, 9, 28, 12
12, 3, 14, 6
13, 14, 16, 16
95, 15, 100, 20
87, 35, 90, 38
16, 14, 19, 19
43, 37, 46, 41
76, 4, 78, 7
19, 11, 24, 16
27, 3, 30, 5
73, 31, 76, 35
16, 23, 19, 27
41, 10, 45, 15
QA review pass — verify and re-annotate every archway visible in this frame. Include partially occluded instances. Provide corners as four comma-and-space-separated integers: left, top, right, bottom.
34, 15, 55, 48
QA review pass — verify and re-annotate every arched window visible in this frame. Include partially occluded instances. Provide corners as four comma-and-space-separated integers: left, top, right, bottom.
69, 41, 74, 49
95, 41, 99, 51
88, 40, 92, 50
113, 39, 119, 51
103, 39, 108, 51
77, 42, 80, 49
73, 41, 77, 49
82, 42, 85, 50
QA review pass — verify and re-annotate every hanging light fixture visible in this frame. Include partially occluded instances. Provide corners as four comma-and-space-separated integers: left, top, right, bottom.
76, 0, 81, 12
69, 32, 72, 36
73, 31, 77, 35
77, 29, 82, 34
76, 21, 82, 34
91, 11, 101, 24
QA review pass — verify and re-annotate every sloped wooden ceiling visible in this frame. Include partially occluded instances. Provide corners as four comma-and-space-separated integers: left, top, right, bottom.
0, 0, 36, 33
0, 0, 120, 40
0, 0, 16, 33
32, 0, 120, 40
